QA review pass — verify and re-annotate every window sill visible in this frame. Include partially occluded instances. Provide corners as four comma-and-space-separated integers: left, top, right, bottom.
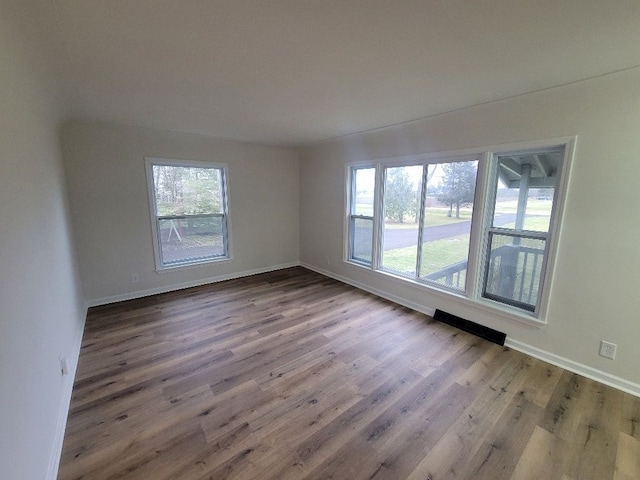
344, 259, 546, 328
155, 256, 232, 274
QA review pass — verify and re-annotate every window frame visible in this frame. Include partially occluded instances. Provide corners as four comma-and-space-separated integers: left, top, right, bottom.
346, 165, 377, 267
374, 156, 481, 293
345, 137, 575, 325
476, 144, 571, 319
145, 157, 231, 271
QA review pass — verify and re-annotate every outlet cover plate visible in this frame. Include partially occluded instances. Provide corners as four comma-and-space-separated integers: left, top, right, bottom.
599, 340, 617, 360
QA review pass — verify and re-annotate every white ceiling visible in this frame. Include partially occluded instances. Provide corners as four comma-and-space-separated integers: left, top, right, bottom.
51, 0, 640, 146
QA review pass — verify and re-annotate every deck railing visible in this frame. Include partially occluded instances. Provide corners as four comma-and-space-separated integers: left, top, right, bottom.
423, 259, 468, 289
424, 244, 545, 307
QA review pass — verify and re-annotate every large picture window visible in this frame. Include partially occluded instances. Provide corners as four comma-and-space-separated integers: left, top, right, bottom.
377, 160, 479, 292
146, 158, 230, 270
346, 139, 573, 321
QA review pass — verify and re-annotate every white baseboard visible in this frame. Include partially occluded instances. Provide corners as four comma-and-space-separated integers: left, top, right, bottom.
87, 262, 300, 307
300, 262, 437, 318
46, 308, 88, 480
46, 262, 300, 478
42, 262, 640, 479
301, 262, 640, 398
505, 338, 640, 398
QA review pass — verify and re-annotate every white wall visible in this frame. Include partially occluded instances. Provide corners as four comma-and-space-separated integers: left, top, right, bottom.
0, 1, 86, 479
299, 67, 640, 391
62, 119, 300, 304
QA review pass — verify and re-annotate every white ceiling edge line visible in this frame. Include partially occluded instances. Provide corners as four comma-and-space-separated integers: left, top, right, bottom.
61, 114, 298, 150
306, 64, 640, 148
61, 64, 640, 150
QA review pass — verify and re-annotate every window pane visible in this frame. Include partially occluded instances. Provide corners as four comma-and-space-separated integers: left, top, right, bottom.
152, 165, 223, 216
420, 161, 477, 291
158, 216, 225, 266
493, 151, 561, 233
380, 165, 422, 277
483, 233, 546, 311
351, 217, 373, 264
353, 168, 375, 216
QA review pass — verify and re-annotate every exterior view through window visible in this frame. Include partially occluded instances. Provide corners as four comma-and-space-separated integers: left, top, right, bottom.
146, 158, 229, 269
346, 140, 570, 320
348, 167, 375, 265
482, 148, 563, 313
380, 160, 478, 291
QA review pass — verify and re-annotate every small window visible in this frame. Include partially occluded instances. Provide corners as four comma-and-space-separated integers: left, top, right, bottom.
348, 166, 375, 265
146, 158, 230, 270
481, 147, 564, 313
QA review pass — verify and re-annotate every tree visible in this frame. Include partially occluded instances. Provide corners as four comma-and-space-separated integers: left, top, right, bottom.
153, 165, 220, 215
385, 168, 419, 223
436, 162, 477, 218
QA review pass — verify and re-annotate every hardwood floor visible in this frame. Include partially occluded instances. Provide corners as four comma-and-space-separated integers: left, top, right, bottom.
58, 267, 640, 480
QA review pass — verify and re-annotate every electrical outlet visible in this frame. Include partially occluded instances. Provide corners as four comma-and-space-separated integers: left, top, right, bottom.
599, 340, 617, 360
131, 273, 140, 284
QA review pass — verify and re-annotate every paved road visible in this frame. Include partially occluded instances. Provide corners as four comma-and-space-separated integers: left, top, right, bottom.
165, 213, 520, 263
382, 213, 517, 249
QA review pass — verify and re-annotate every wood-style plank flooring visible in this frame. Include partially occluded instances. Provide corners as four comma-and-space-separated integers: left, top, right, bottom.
58, 267, 640, 480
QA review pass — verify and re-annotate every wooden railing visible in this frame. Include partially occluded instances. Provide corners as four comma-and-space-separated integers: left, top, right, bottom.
424, 259, 468, 289
424, 244, 545, 307
485, 244, 545, 306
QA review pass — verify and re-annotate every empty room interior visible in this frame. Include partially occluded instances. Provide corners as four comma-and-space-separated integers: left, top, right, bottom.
2, 1, 640, 479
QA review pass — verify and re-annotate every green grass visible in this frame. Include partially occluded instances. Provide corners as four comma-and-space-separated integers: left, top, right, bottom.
355, 204, 473, 229
387, 208, 473, 229
381, 234, 471, 277
354, 203, 374, 216
494, 199, 553, 215
499, 215, 551, 232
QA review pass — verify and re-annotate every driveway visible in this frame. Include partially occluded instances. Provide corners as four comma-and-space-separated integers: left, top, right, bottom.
382, 213, 517, 249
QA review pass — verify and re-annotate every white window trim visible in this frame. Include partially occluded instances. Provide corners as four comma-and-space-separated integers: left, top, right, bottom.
344, 136, 576, 325
376, 154, 482, 292
345, 165, 377, 267
145, 157, 232, 272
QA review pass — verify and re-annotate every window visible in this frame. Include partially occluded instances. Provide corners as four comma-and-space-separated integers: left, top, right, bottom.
377, 160, 479, 291
348, 167, 375, 266
146, 158, 230, 269
380, 165, 423, 277
481, 147, 564, 314
346, 138, 573, 321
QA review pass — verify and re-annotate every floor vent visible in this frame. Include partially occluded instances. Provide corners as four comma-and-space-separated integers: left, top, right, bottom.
433, 309, 506, 346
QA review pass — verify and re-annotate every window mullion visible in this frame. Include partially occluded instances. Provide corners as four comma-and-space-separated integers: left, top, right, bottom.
469, 151, 495, 299
487, 227, 549, 241
347, 169, 355, 261
347, 167, 357, 262
221, 213, 229, 258
371, 164, 384, 270
414, 164, 429, 281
